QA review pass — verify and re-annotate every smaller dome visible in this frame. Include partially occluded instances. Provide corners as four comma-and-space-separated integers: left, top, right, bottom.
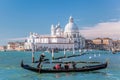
56, 27, 61, 33
55, 23, 61, 29
56, 23, 61, 33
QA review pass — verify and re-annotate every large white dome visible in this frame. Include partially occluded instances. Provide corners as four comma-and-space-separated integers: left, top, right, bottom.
64, 16, 79, 33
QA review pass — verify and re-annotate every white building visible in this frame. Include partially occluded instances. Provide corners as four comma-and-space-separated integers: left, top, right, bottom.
24, 16, 85, 50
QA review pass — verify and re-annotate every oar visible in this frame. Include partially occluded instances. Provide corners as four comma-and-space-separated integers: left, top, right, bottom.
34, 59, 49, 63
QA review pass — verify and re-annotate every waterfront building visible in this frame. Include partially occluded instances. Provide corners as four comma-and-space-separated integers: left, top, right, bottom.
85, 39, 95, 49
112, 40, 120, 51
7, 42, 25, 51
92, 38, 113, 50
102, 38, 113, 45
0, 46, 7, 51
92, 38, 103, 45
24, 16, 85, 51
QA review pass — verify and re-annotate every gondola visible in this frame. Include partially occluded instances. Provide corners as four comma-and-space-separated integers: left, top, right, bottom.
21, 61, 108, 73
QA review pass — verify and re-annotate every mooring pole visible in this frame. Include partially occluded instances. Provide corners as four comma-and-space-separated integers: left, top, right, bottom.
73, 44, 75, 55
31, 35, 35, 63
32, 50, 35, 63
52, 49, 54, 60
64, 48, 66, 57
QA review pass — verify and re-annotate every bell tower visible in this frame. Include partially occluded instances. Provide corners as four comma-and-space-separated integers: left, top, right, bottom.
51, 24, 55, 36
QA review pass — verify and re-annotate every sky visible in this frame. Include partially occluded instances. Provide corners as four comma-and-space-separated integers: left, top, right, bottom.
0, 0, 120, 45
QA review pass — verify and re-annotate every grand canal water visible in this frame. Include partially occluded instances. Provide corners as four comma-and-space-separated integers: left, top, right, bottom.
0, 50, 120, 80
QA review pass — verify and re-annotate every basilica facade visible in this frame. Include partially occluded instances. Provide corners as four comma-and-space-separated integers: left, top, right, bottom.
24, 16, 85, 50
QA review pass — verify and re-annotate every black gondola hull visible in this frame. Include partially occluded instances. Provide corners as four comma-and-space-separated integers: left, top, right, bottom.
21, 61, 108, 73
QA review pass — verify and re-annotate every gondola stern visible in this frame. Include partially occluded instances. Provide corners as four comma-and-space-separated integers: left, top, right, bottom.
105, 61, 108, 68
21, 60, 24, 67
104, 59, 109, 68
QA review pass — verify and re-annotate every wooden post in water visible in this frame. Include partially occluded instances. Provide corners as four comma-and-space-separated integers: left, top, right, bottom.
31, 35, 35, 63
73, 44, 75, 55
32, 50, 35, 63
64, 48, 66, 57
79, 49, 82, 55
52, 49, 54, 60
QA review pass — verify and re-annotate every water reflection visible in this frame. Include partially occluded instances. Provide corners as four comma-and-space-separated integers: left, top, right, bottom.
54, 71, 108, 79
55, 73, 74, 78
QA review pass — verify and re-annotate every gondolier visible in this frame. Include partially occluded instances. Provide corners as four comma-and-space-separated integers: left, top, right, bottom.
37, 53, 45, 68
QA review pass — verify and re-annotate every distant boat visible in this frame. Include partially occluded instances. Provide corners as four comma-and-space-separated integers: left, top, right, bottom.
89, 56, 92, 59
94, 54, 96, 57
79, 49, 82, 53
111, 48, 116, 54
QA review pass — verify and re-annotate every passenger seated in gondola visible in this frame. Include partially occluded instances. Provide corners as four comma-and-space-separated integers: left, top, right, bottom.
72, 62, 76, 69
64, 63, 69, 69
54, 64, 61, 70
37, 53, 45, 68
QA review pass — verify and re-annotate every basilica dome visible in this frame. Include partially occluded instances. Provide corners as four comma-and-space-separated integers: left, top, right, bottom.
64, 16, 79, 33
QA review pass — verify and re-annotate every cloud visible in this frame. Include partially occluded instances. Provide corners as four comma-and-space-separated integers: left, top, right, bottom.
80, 21, 120, 40
109, 19, 119, 22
